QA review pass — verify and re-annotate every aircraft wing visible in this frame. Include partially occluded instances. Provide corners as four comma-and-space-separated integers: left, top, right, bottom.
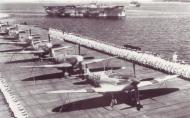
0, 41, 27, 45
0, 36, 8, 39
46, 84, 126, 94
46, 89, 96, 94
138, 75, 178, 88
53, 46, 72, 51
0, 32, 8, 35
0, 36, 16, 39
46, 75, 179, 94
5, 50, 45, 54
20, 63, 72, 68
82, 56, 118, 65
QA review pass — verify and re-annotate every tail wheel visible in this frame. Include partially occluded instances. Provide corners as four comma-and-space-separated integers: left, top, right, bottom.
110, 100, 114, 108
110, 93, 117, 108
110, 99, 117, 108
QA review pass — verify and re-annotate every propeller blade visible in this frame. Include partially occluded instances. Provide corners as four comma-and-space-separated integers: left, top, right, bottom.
48, 34, 51, 43
29, 29, 31, 35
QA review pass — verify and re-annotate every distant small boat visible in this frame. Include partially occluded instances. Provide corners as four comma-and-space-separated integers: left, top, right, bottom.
129, 1, 141, 7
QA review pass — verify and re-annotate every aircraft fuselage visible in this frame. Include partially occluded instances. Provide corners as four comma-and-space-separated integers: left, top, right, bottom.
54, 55, 83, 70
56, 55, 82, 63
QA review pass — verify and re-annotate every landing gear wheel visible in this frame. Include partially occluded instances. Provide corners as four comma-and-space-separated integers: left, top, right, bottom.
110, 93, 117, 108
134, 86, 143, 111
110, 100, 114, 108
110, 99, 117, 107
136, 103, 143, 111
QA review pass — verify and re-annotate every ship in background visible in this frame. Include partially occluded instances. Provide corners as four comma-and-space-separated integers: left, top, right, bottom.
42, 0, 140, 17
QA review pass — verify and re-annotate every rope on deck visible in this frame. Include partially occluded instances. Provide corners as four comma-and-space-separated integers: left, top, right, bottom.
0, 73, 29, 118
49, 28, 190, 79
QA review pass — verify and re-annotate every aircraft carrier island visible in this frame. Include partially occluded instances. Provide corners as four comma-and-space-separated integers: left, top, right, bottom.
43, 0, 127, 17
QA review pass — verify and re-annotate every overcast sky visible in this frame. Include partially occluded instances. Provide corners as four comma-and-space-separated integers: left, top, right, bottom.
0, 0, 154, 4
0, 0, 40, 3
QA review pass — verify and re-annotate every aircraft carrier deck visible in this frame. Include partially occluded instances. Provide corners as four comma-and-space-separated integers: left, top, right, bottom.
0, 90, 14, 118
1, 25, 190, 118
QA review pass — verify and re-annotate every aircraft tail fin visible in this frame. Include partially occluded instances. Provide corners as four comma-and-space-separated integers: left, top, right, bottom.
47, 33, 55, 58
30, 39, 35, 49
83, 64, 91, 75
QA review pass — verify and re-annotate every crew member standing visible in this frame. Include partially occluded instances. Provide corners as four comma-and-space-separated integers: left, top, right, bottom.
172, 52, 178, 63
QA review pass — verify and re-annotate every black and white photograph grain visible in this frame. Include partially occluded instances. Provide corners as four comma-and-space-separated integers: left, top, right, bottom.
0, 0, 190, 118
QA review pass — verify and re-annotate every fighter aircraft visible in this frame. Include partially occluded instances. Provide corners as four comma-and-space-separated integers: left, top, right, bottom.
0, 22, 29, 40
46, 65, 178, 110
0, 25, 16, 36
20, 48, 118, 77
0, 23, 9, 35
4, 33, 71, 59
0, 25, 25, 40
0, 29, 42, 49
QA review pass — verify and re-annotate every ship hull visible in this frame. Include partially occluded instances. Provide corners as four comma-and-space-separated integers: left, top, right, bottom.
44, 5, 126, 18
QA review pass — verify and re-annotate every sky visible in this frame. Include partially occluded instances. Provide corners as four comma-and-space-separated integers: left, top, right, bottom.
0, 0, 154, 4
0, 0, 40, 3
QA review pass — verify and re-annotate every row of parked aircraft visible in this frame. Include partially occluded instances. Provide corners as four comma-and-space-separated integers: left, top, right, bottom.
0, 22, 178, 111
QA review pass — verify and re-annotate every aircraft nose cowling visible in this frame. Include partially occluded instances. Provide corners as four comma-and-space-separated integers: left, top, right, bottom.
123, 80, 140, 91
28, 36, 33, 40
77, 56, 84, 62
131, 80, 140, 86
15, 31, 19, 34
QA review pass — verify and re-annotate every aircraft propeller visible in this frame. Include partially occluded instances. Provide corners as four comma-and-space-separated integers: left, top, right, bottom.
48, 33, 51, 43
